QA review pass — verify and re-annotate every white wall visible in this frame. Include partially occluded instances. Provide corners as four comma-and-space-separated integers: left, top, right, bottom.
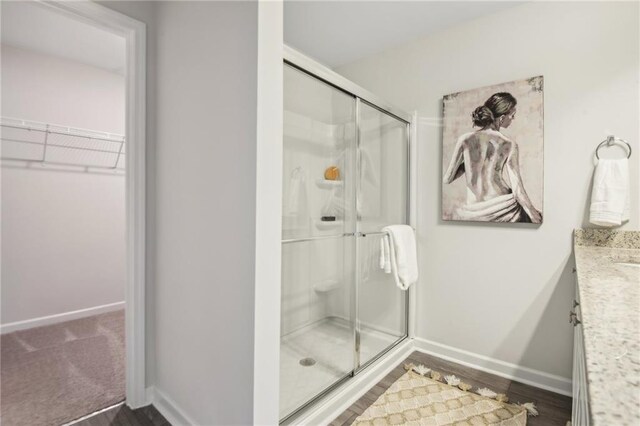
137, 1, 258, 424
337, 1, 639, 380
1, 45, 126, 325
99, 3, 264, 423
151, 2, 258, 422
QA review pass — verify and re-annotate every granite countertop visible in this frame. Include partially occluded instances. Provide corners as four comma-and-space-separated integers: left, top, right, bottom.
574, 229, 640, 425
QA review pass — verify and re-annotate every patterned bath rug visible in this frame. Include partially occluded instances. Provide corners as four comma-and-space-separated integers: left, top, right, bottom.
352, 370, 527, 425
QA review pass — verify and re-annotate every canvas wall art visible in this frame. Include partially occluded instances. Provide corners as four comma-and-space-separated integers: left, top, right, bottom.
442, 76, 544, 224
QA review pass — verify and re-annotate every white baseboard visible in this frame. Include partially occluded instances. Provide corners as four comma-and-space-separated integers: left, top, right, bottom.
147, 386, 197, 426
0, 301, 125, 334
413, 337, 572, 396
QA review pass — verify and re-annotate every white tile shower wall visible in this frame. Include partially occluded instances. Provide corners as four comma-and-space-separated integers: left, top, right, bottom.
356, 109, 408, 338
282, 66, 356, 336
337, 1, 639, 379
281, 112, 354, 336
0, 45, 126, 325
282, 86, 410, 338
356, 234, 406, 336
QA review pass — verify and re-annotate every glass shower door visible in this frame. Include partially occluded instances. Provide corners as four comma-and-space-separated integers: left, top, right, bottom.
280, 64, 357, 420
280, 61, 411, 421
355, 100, 409, 369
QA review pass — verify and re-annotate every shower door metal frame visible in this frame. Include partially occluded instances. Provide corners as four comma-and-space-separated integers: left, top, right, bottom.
281, 45, 412, 424
352, 96, 411, 375
284, 46, 412, 124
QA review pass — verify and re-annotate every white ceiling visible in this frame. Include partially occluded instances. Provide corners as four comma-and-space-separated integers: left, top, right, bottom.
1, 1, 125, 74
1, 1, 520, 75
284, 1, 523, 68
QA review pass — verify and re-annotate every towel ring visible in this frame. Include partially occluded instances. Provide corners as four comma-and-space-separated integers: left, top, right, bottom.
595, 135, 632, 159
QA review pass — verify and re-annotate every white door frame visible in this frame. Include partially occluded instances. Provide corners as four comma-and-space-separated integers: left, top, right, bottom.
36, 0, 147, 408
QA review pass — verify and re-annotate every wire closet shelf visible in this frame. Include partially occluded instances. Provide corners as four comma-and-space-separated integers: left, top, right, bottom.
0, 117, 125, 170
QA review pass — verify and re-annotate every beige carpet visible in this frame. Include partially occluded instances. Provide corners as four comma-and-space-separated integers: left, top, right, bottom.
1, 310, 125, 426
353, 370, 527, 426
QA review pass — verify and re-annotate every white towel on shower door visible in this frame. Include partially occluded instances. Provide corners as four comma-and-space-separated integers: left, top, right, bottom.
380, 225, 418, 290
380, 235, 391, 273
589, 158, 630, 227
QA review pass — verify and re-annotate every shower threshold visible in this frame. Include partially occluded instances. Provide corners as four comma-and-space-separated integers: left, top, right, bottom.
279, 316, 405, 422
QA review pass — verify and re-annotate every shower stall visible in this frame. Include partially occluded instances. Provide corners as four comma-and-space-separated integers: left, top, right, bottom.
280, 47, 412, 421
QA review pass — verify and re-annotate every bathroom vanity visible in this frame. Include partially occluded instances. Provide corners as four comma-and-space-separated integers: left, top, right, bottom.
572, 229, 640, 425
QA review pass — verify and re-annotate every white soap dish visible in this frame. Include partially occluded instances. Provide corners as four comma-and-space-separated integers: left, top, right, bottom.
315, 179, 344, 189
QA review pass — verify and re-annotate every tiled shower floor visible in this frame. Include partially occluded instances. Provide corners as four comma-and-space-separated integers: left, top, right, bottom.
279, 317, 399, 419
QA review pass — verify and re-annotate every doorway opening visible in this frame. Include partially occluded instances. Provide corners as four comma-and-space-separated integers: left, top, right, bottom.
0, 1, 146, 424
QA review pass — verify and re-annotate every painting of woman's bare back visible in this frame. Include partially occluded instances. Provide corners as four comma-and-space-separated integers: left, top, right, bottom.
442, 76, 544, 224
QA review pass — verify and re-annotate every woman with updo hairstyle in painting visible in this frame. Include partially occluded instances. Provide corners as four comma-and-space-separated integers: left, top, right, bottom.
443, 92, 542, 223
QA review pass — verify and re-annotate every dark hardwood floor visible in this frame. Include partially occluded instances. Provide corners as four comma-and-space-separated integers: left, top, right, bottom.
330, 351, 572, 426
71, 403, 170, 426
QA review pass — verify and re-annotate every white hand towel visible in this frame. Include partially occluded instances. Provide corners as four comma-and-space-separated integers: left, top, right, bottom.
589, 158, 630, 227
379, 234, 391, 273
380, 225, 418, 290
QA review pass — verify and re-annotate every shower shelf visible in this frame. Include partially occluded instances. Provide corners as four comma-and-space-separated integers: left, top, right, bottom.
315, 179, 344, 189
314, 219, 343, 230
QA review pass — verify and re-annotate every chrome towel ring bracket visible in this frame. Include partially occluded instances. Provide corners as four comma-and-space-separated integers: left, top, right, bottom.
595, 135, 632, 159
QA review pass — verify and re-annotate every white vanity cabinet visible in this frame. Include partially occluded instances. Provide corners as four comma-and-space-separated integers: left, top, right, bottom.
572, 273, 590, 425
